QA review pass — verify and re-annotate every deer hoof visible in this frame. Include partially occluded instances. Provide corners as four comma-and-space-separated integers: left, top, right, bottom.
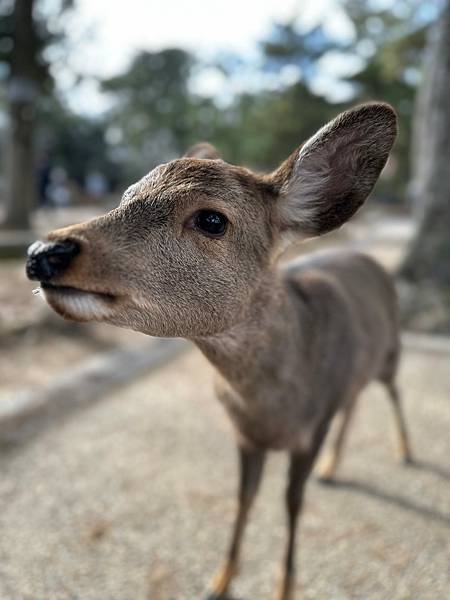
315, 465, 337, 484
274, 574, 296, 600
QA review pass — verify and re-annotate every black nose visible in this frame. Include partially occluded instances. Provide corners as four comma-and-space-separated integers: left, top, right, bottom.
26, 239, 80, 281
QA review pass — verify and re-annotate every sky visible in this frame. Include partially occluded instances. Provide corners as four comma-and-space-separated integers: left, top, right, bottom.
53, 0, 355, 114
68, 0, 351, 72
43, 0, 444, 115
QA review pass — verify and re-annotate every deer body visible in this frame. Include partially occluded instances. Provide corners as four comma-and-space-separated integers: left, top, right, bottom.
26, 103, 412, 599
198, 250, 398, 452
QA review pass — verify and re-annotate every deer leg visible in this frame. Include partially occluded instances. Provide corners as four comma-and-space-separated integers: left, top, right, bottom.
207, 444, 266, 600
275, 450, 317, 600
386, 381, 413, 464
315, 399, 357, 483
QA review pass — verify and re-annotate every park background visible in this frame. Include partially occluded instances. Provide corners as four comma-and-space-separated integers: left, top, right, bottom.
0, 1, 449, 599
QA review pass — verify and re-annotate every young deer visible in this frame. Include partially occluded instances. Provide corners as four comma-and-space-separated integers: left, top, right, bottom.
26, 103, 412, 600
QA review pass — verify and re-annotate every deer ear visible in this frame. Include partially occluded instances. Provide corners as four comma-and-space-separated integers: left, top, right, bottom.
270, 103, 397, 237
184, 142, 222, 160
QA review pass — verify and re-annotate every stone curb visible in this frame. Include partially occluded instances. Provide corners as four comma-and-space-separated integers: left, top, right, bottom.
0, 338, 188, 440
402, 332, 450, 355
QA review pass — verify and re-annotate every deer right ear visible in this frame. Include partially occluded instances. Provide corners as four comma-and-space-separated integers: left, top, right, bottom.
270, 103, 397, 237
184, 142, 222, 160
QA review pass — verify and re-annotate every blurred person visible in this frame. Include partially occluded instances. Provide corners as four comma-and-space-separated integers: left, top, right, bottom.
85, 171, 108, 200
47, 167, 71, 207
36, 153, 52, 207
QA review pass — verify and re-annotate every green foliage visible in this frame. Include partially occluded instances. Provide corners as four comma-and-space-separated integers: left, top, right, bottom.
37, 97, 120, 187
98, 25, 344, 180
261, 22, 347, 83
213, 85, 338, 171
338, 0, 432, 199
101, 49, 204, 180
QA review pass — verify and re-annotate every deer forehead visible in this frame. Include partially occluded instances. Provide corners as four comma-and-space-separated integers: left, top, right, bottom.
121, 158, 267, 217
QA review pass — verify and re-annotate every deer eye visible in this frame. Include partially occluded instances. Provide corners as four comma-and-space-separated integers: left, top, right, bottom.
194, 210, 228, 237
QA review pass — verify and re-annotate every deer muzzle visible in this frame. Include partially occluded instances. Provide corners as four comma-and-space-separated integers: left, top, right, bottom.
26, 239, 80, 282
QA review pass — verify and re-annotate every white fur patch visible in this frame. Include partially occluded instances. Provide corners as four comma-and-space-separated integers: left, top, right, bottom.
42, 288, 113, 321
121, 163, 169, 206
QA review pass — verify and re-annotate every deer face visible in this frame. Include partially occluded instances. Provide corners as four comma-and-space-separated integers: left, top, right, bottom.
26, 103, 397, 338
26, 158, 277, 337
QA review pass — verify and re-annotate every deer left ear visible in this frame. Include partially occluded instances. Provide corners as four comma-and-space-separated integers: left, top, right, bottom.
184, 142, 222, 160
270, 103, 397, 237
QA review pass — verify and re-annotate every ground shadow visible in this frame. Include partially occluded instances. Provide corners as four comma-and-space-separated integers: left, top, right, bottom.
409, 458, 450, 483
319, 473, 450, 527
205, 594, 242, 600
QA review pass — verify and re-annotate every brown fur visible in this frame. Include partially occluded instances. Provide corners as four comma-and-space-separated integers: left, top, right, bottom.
27, 103, 412, 599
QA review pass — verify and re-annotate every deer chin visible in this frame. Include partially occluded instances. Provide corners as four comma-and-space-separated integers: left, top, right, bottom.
39, 282, 117, 322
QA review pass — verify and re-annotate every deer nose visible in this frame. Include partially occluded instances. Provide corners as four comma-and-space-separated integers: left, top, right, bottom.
26, 239, 80, 281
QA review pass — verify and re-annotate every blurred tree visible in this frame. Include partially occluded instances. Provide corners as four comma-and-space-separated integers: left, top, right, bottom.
102, 49, 208, 180
216, 8, 431, 194
217, 84, 336, 171
261, 22, 342, 83
339, 0, 433, 200
0, 0, 73, 229
38, 97, 120, 191
240, 1, 437, 200
210, 22, 341, 170
398, 2, 450, 331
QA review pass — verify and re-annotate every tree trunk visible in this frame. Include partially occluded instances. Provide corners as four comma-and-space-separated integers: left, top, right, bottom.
399, 3, 450, 284
3, 0, 38, 230
5, 102, 36, 229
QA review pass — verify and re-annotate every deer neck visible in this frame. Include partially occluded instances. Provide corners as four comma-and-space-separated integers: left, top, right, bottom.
194, 271, 301, 393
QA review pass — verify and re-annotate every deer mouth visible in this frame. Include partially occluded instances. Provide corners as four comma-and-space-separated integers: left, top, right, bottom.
41, 282, 116, 301
39, 282, 117, 322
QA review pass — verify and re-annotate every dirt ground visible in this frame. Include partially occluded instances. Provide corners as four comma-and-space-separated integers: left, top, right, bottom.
0, 285, 143, 393
0, 345, 449, 600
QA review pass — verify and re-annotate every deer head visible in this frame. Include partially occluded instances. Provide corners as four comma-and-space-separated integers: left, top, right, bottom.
26, 103, 397, 338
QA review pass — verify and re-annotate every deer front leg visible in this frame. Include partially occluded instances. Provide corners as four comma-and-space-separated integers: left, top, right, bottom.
207, 444, 266, 600
275, 450, 317, 600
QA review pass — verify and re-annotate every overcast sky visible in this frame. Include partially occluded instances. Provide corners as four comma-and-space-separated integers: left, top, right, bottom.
55, 0, 355, 114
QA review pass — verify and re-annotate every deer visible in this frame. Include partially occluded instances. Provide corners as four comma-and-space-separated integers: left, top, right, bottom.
26, 102, 413, 600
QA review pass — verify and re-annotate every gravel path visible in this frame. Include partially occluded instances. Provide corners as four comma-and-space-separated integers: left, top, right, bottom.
0, 345, 449, 600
